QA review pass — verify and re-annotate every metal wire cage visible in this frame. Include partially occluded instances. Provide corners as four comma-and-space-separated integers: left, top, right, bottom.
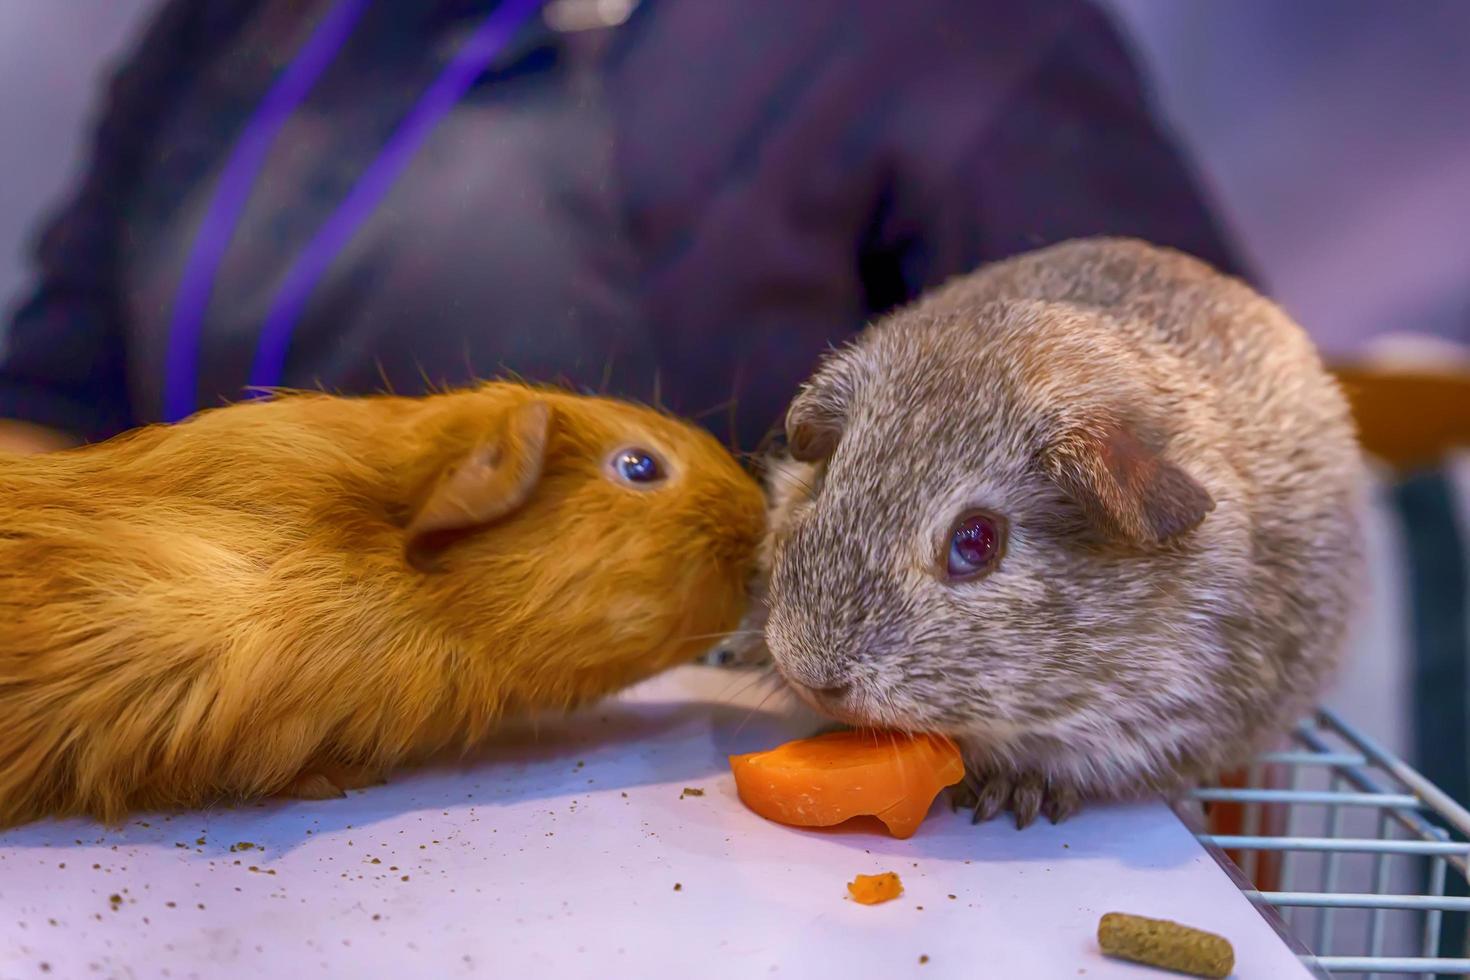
1193, 707, 1470, 978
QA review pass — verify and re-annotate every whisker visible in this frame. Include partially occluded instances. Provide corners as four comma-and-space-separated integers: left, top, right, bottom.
599, 350, 617, 395
374, 358, 397, 396
718, 666, 780, 707
689, 397, 737, 423
733, 679, 786, 737
678, 628, 763, 645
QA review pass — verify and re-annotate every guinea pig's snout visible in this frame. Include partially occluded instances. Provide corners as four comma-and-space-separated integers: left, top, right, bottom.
798, 679, 852, 705
777, 664, 857, 716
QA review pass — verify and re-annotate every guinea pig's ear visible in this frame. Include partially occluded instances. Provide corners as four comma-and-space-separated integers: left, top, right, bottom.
785, 364, 856, 463
1043, 415, 1215, 548
405, 400, 552, 562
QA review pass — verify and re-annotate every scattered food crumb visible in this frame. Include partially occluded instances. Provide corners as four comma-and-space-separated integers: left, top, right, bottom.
673, 883, 682, 891
919, 955, 930, 965
947, 894, 956, 900
846, 872, 903, 905
679, 787, 705, 799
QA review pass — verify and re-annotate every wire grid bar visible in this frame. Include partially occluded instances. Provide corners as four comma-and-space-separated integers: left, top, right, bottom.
1193, 788, 1424, 808
1245, 892, 1470, 912
1316, 959, 1470, 975
1195, 709, 1470, 978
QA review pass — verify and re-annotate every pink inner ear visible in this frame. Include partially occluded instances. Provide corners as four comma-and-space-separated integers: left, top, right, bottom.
405, 399, 551, 543
787, 418, 840, 463
1063, 419, 1215, 546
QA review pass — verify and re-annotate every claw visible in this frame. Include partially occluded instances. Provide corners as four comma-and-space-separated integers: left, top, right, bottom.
1011, 773, 1044, 829
1043, 784, 1080, 825
971, 779, 1010, 824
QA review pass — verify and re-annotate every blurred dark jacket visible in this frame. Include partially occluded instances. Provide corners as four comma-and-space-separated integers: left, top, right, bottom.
0, 0, 1246, 451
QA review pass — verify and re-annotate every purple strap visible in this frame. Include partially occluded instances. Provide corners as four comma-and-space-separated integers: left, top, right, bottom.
247, 0, 548, 395
164, 0, 371, 423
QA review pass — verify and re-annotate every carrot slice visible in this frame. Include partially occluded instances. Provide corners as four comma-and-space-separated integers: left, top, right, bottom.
728, 730, 965, 839
847, 871, 903, 905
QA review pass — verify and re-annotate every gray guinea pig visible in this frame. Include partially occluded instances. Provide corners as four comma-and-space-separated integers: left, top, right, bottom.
756, 237, 1367, 827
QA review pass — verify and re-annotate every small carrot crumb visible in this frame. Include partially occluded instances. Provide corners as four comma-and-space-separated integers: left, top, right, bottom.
846, 872, 903, 905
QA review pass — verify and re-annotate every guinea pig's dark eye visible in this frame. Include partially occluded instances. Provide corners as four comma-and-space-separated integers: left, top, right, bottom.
945, 511, 1005, 580
613, 448, 664, 485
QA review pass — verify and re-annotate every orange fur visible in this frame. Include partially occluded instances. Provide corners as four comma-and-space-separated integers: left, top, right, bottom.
0, 382, 765, 827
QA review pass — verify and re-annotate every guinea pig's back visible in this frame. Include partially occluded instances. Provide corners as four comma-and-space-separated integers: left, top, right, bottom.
932, 238, 1367, 714
929, 238, 1358, 484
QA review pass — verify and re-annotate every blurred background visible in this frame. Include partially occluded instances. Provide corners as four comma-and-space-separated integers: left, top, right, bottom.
4, 0, 1466, 356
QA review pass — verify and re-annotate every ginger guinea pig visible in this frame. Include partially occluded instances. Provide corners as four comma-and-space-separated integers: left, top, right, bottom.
760, 238, 1367, 827
0, 381, 764, 826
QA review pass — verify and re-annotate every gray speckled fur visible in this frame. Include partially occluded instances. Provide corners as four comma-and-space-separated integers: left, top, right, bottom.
754, 238, 1368, 826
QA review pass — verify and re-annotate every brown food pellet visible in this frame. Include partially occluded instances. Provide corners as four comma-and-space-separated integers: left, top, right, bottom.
919, 955, 929, 965
679, 787, 705, 798
1097, 912, 1234, 979
673, 883, 682, 891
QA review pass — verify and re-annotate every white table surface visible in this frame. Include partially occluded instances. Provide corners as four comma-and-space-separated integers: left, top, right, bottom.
0, 666, 1316, 980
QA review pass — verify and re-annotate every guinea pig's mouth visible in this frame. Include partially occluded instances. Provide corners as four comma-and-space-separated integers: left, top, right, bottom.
781, 674, 915, 732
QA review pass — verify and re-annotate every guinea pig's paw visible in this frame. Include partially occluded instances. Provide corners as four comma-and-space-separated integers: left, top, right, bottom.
962, 770, 1081, 829
277, 764, 386, 801
278, 772, 347, 801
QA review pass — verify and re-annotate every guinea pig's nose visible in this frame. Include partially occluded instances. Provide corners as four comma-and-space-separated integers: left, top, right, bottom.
800, 680, 853, 709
